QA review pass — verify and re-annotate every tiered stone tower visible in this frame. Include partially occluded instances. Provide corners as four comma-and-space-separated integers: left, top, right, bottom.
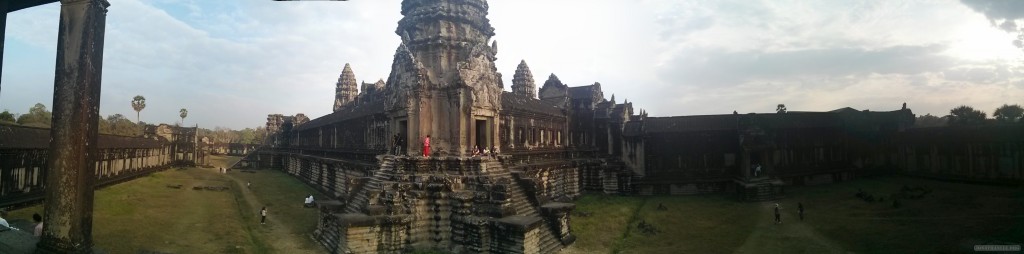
511, 60, 537, 99
335, 63, 359, 112
385, 0, 504, 156
307, 1, 576, 253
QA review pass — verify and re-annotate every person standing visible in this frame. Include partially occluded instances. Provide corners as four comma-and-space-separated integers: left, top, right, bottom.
774, 203, 781, 224
392, 134, 401, 155
798, 202, 805, 221
33, 213, 43, 237
260, 207, 267, 225
423, 135, 431, 157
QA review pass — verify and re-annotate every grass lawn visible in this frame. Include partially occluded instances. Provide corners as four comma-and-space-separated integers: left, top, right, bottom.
788, 176, 1024, 253
568, 176, 1024, 254
9, 161, 1021, 254
8, 155, 325, 254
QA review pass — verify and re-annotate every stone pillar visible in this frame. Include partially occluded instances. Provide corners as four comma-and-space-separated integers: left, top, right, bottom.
1, 0, 7, 99
38, 0, 109, 253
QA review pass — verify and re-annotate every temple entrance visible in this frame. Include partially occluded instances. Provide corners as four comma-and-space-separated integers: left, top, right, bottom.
475, 119, 489, 150
398, 120, 408, 154
750, 152, 763, 178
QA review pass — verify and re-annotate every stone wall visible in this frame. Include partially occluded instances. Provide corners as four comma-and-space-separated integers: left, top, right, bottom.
0, 126, 176, 207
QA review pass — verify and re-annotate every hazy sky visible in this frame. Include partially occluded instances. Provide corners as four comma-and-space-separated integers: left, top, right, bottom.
3, 0, 1023, 129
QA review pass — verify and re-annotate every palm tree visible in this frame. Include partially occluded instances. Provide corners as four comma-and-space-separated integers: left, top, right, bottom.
179, 108, 188, 125
131, 95, 146, 123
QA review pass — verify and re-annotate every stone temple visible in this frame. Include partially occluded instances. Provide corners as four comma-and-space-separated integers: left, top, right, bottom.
251, 0, 1024, 253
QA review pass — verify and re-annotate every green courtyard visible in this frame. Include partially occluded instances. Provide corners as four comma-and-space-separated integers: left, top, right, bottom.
565, 176, 1024, 254
9, 159, 1022, 253
9, 156, 324, 254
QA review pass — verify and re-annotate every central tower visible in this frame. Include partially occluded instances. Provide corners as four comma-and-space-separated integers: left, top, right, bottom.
386, 0, 503, 156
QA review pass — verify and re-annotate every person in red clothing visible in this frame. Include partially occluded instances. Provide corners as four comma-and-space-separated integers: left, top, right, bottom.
423, 135, 431, 157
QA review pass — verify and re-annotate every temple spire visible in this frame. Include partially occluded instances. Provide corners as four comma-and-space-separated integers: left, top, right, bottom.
334, 63, 358, 112
511, 60, 537, 98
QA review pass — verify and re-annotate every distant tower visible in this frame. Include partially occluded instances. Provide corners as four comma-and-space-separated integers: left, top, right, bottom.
511, 60, 536, 98
334, 63, 358, 112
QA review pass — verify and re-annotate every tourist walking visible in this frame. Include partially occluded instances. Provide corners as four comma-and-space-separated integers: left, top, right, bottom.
260, 207, 267, 225
798, 202, 805, 221
774, 203, 781, 224
423, 135, 431, 157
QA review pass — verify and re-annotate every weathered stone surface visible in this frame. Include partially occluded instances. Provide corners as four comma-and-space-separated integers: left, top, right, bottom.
335, 63, 359, 112
293, 113, 309, 126
511, 60, 536, 99
37, 0, 110, 253
385, 0, 503, 156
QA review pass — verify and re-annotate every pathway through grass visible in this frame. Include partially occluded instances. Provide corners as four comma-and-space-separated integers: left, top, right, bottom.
7, 155, 325, 254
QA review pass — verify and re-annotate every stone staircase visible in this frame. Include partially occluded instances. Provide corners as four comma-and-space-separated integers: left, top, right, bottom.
343, 156, 396, 214
500, 163, 565, 254
323, 156, 566, 253
738, 178, 785, 202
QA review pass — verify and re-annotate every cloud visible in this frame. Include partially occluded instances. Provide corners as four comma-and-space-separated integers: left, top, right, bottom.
960, 0, 1024, 21
657, 44, 955, 88
3, 0, 1023, 130
960, 0, 1024, 50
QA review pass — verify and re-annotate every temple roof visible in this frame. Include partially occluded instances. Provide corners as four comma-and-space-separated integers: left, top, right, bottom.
297, 99, 386, 131
501, 92, 564, 116
0, 124, 166, 149
568, 85, 599, 99
645, 115, 738, 133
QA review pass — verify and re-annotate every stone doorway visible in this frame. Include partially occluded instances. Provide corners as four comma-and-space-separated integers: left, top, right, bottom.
474, 118, 491, 150
398, 119, 408, 153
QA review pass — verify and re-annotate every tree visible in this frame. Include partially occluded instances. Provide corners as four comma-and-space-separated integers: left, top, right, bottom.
16, 103, 52, 127
131, 95, 146, 123
914, 114, 946, 127
179, 108, 188, 125
239, 128, 258, 144
101, 114, 141, 136
993, 104, 1023, 123
947, 105, 986, 125
776, 104, 787, 113
0, 110, 15, 123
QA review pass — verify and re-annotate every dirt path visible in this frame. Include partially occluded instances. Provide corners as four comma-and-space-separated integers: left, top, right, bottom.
734, 202, 848, 254
209, 158, 318, 254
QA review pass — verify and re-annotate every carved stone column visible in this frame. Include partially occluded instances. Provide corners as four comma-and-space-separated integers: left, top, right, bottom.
37, 0, 108, 253
1, 0, 7, 99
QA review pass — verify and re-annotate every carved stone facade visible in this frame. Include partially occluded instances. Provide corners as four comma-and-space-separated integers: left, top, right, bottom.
511, 60, 536, 99
335, 63, 359, 112
251, 0, 1024, 252
382, 0, 505, 156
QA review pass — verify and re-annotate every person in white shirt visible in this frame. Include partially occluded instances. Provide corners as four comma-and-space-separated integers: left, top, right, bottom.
260, 207, 267, 225
33, 213, 43, 237
0, 210, 10, 228
303, 195, 315, 207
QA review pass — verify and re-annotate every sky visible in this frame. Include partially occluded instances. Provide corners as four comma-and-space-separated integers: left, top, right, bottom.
2, 0, 1023, 130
